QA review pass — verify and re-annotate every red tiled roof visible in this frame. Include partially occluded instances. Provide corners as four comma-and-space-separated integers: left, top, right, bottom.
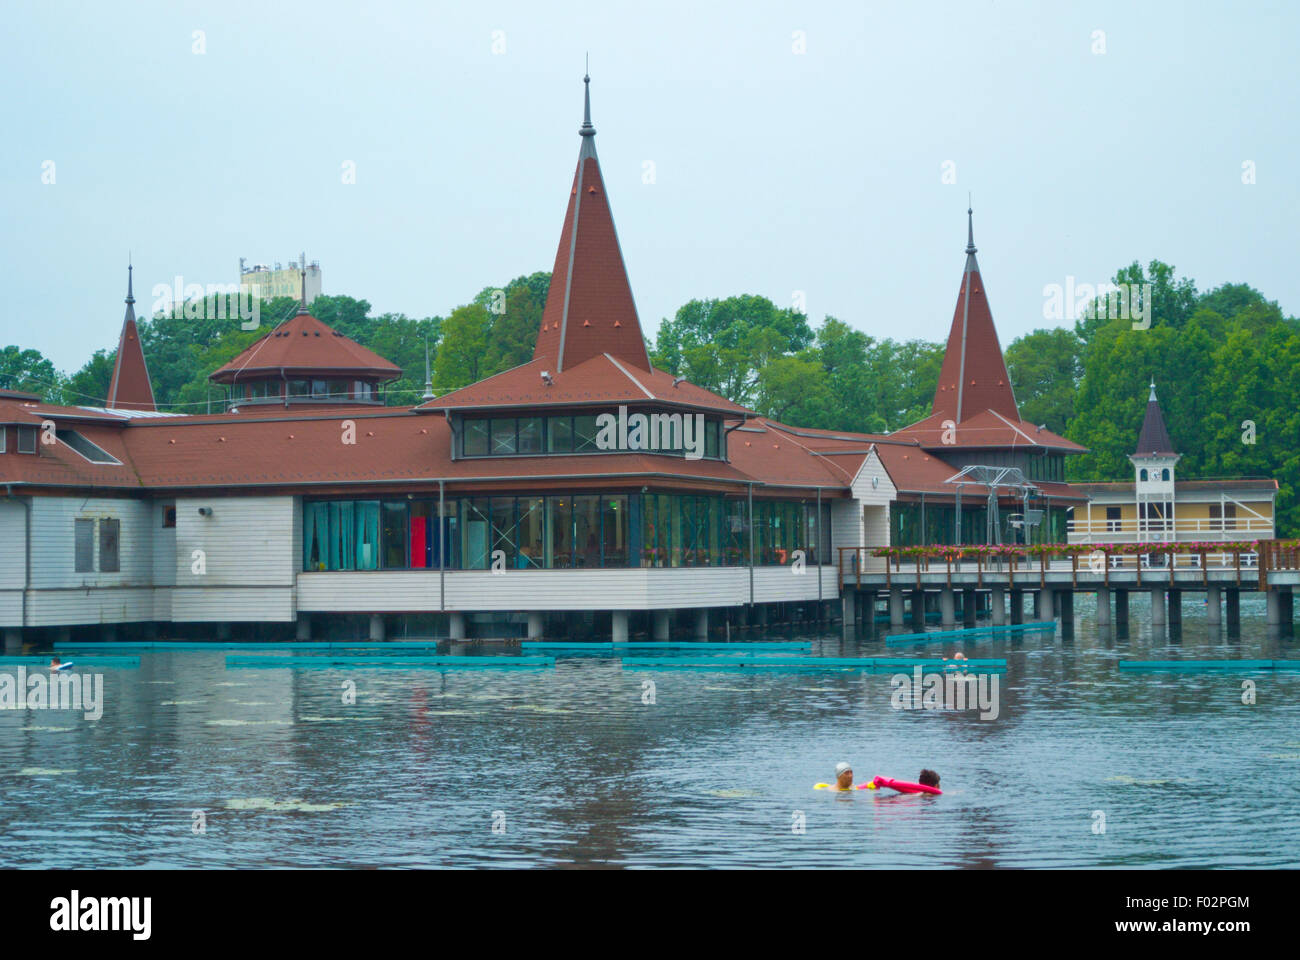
210, 312, 402, 384
532, 87, 651, 373
893, 409, 1087, 452
931, 227, 1018, 422
416, 354, 751, 417
106, 270, 157, 412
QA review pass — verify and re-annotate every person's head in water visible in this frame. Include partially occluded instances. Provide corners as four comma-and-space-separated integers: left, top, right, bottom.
835, 761, 853, 789
919, 769, 940, 788
50, 656, 60, 668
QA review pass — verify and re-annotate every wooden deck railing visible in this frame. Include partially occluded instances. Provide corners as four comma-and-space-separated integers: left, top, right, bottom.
838, 540, 1300, 590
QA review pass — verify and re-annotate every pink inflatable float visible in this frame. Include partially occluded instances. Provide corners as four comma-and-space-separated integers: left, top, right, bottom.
869, 776, 942, 795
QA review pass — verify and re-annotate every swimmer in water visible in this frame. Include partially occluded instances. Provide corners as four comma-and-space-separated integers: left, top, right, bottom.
815, 761, 858, 791
50, 656, 61, 669
918, 769, 940, 790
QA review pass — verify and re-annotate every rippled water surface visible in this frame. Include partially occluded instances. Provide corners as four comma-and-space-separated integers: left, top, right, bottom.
3, 598, 1298, 868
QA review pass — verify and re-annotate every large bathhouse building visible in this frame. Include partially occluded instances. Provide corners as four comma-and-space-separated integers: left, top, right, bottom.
3, 78, 1091, 644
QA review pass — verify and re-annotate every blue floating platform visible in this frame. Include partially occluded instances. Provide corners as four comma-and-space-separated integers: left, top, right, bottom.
522, 641, 811, 652
1118, 659, 1291, 672
0, 656, 140, 667
226, 655, 554, 669
620, 656, 1006, 671
885, 622, 1057, 645
56, 641, 446, 650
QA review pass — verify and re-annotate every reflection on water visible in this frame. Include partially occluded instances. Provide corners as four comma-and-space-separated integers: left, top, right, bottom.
1, 598, 1297, 868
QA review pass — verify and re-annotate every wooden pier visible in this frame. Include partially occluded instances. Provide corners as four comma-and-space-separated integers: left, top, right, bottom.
837, 541, 1300, 629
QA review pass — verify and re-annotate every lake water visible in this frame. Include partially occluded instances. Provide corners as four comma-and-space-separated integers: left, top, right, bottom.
2, 594, 1297, 868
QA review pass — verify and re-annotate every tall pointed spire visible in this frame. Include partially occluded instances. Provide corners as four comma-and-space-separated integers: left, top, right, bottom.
106, 259, 157, 411
532, 71, 651, 372
930, 208, 1018, 423
1134, 379, 1176, 457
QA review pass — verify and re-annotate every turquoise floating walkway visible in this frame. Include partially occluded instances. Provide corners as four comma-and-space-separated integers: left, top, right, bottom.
56, 641, 445, 650
522, 641, 811, 651
620, 656, 1006, 670
0, 656, 140, 667
1119, 659, 1300, 672
885, 622, 1057, 645
226, 655, 554, 669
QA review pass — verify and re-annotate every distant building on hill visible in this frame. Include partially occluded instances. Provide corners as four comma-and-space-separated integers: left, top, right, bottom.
239, 256, 321, 304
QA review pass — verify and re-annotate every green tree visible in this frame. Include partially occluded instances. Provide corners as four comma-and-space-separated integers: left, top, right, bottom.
0, 346, 63, 401
1005, 327, 1083, 435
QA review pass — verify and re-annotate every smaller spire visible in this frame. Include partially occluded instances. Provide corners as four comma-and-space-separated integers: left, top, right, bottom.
579, 59, 595, 138
966, 199, 976, 255
422, 337, 435, 401
1149, 378, 1157, 402
297, 252, 309, 314
125, 256, 135, 305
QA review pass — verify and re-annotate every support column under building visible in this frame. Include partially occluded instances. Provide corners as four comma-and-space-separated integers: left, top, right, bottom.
369, 614, 386, 642
940, 587, 956, 626
1281, 589, 1295, 625
1266, 589, 1282, 625
1115, 590, 1129, 629
962, 589, 977, 627
841, 590, 856, 627
1206, 585, 1222, 625
1167, 589, 1182, 627
1095, 586, 1111, 626
694, 608, 709, 640
910, 590, 925, 628
1036, 589, 1054, 622
653, 610, 670, 641
991, 586, 1006, 626
296, 616, 312, 641
612, 610, 630, 643
1225, 589, 1240, 630
527, 612, 544, 640
889, 587, 905, 626
1150, 588, 1166, 626
1057, 591, 1074, 624
448, 612, 466, 640
3, 628, 21, 652
1010, 590, 1024, 625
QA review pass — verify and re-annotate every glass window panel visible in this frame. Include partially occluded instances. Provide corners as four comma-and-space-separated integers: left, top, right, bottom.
381, 501, 408, 569
356, 502, 380, 570
462, 498, 491, 569
705, 419, 720, 459
548, 416, 573, 453
490, 497, 517, 569
17, 426, 36, 454
547, 496, 573, 568
574, 416, 599, 453
74, 518, 94, 572
518, 497, 545, 568
463, 419, 489, 457
574, 495, 601, 568
602, 495, 628, 567
518, 417, 543, 453
490, 418, 517, 455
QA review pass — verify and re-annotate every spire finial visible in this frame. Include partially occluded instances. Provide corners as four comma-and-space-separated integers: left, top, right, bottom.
966, 199, 976, 255
422, 336, 435, 401
579, 60, 595, 137
1149, 378, 1157, 402
297, 251, 309, 314
126, 256, 134, 305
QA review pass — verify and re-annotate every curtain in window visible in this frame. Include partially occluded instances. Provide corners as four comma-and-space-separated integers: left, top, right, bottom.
356, 501, 380, 569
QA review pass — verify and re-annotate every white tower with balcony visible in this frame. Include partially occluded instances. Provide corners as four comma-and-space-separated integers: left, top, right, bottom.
1129, 380, 1180, 542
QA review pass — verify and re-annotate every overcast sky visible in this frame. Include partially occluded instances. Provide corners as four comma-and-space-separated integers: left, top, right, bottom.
2, 0, 1296, 374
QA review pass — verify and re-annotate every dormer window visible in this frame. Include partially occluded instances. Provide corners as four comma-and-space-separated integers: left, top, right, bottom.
16, 425, 36, 454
